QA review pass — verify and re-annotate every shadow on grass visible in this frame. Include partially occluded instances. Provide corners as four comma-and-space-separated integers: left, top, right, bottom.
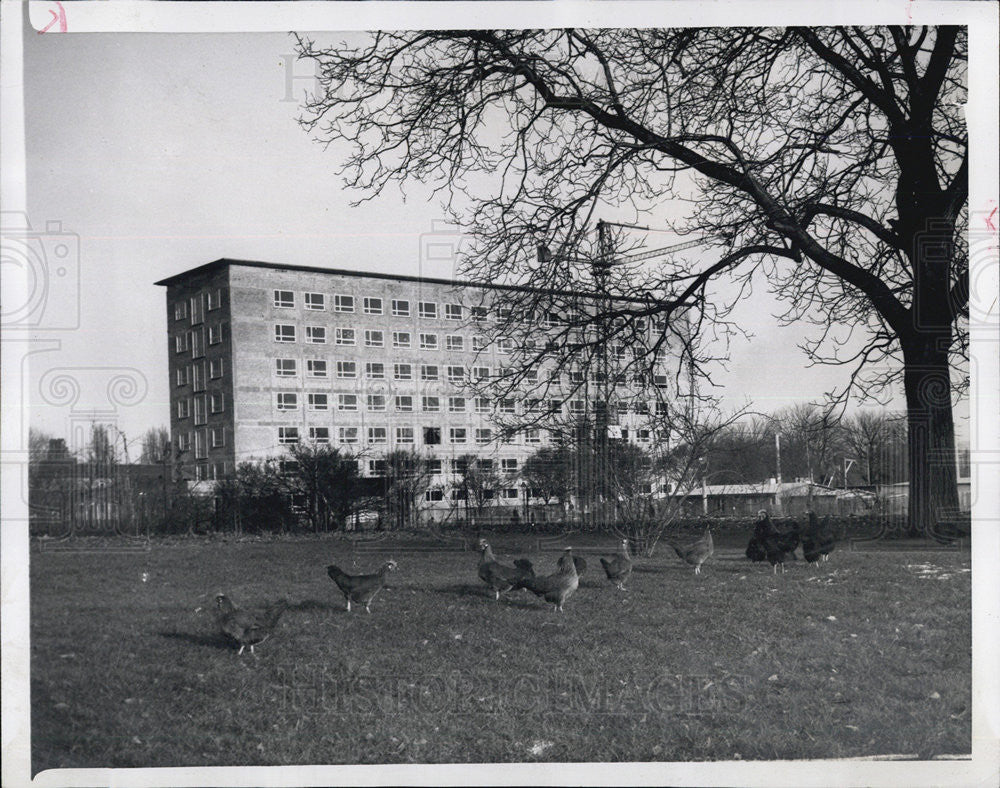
157, 630, 233, 650
286, 598, 343, 613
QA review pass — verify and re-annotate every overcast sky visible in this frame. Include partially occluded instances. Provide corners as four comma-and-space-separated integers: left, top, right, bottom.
23, 30, 969, 453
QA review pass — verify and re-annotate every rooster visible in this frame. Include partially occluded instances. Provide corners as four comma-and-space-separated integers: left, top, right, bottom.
668, 526, 714, 575
557, 550, 588, 576
523, 547, 580, 611
750, 510, 796, 574
214, 594, 287, 655
326, 560, 397, 613
600, 538, 633, 590
477, 540, 534, 601
802, 511, 837, 564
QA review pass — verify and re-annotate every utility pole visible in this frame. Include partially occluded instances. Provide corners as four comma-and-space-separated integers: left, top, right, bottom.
774, 432, 783, 515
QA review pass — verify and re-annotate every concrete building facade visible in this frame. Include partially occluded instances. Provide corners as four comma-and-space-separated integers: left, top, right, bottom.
156, 259, 672, 510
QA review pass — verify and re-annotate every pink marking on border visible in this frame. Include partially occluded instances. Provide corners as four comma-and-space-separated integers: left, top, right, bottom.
38, 2, 67, 34
986, 206, 998, 233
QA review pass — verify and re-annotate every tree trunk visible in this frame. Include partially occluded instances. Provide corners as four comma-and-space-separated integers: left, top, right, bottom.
902, 336, 960, 537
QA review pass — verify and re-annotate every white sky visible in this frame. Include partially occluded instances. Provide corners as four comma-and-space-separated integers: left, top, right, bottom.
22, 29, 969, 453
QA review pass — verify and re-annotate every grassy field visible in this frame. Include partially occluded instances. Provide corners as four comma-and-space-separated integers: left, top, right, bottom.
31, 531, 970, 771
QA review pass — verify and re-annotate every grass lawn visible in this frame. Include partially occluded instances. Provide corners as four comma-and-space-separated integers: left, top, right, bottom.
30, 532, 971, 771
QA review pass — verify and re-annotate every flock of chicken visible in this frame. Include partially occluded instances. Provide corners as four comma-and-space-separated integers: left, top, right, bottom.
211, 510, 837, 653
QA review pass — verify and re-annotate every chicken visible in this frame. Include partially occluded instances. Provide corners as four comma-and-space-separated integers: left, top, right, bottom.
326, 560, 397, 613
599, 538, 633, 590
477, 540, 535, 600
750, 510, 795, 574
668, 527, 714, 574
557, 550, 587, 576
802, 511, 837, 564
522, 547, 580, 611
214, 594, 287, 655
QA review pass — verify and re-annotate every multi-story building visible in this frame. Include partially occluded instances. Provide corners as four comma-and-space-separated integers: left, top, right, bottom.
156, 258, 674, 511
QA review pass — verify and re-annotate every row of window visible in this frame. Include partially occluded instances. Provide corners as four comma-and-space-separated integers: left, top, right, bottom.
176, 359, 225, 388
270, 357, 670, 389
272, 291, 474, 321
174, 323, 226, 356
271, 324, 497, 351
275, 423, 653, 447
268, 290, 665, 332
173, 289, 224, 324
271, 391, 664, 418
175, 426, 226, 456
176, 392, 226, 423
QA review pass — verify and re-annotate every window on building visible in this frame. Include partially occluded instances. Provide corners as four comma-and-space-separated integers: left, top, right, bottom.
449, 428, 467, 444
193, 430, 207, 459
634, 400, 650, 414
526, 399, 542, 413
472, 336, 486, 352
368, 394, 386, 411
176, 432, 191, 452
176, 367, 189, 387
338, 427, 359, 444
447, 365, 465, 382
570, 399, 585, 414
274, 290, 294, 308
278, 426, 299, 445
207, 324, 223, 345
189, 360, 204, 388
335, 328, 356, 346
308, 393, 329, 411
177, 398, 190, 419
423, 426, 441, 445
191, 328, 206, 359
211, 427, 225, 448
419, 333, 438, 350
277, 392, 298, 411
174, 302, 188, 321
499, 398, 516, 414
445, 335, 465, 352
394, 363, 412, 381
396, 426, 414, 444
275, 324, 295, 343
368, 427, 388, 445
304, 292, 325, 310
365, 330, 384, 348
472, 366, 490, 382
474, 397, 490, 413
422, 396, 440, 412
366, 362, 385, 379
418, 302, 437, 319
392, 299, 410, 317
309, 427, 330, 444
336, 361, 357, 378
445, 304, 463, 320
193, 395, 207, 426
448, 397, 466, 413
395, 395, 414, 412
425, 488, 444, 502
306, 326, 327, 344
501, 488, 519, 501
476, 428, 493, 444
393, 331, 411, 349
637, 429, 652, 443
570, 370, 585, 384
190, 296, 205, 326
307, 359, 327, 378
427, 458, 442, 474
497, 307, 512, 321
525, 428, 541, 444
501, 458, 518, 474
369, 459, 387, 476
656, 401, 668, 416
209, 359, 224, 379
364, 296, 383, 315
337, 394, 358, 411
175, 333, 190, 354
471, 305, 488, 322
334, 294, 355, 313
210, 391, 224, 413
420, 365, 439, 381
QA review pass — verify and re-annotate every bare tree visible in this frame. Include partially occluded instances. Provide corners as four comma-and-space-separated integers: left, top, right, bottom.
296, 26, 967, 535
842, 410, 908, 486
380, 449, 433, 529
521, 446, 574, 510
454, 453, 500, 521
139, 426, 171, 465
